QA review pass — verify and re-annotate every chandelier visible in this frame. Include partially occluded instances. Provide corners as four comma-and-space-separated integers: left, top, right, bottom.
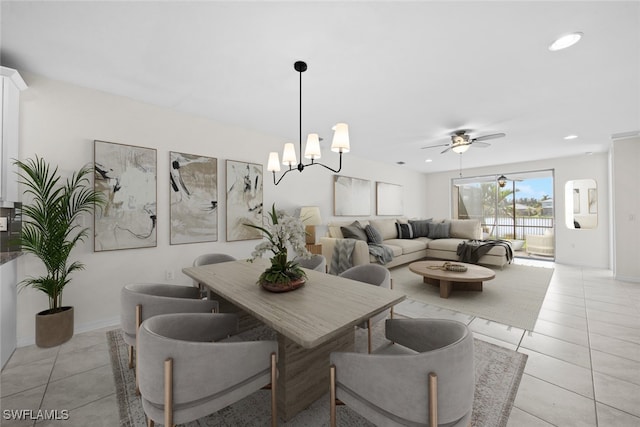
267, 61, 350, 185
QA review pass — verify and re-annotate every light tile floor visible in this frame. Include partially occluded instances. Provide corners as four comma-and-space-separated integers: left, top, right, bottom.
1, 259, 639, 426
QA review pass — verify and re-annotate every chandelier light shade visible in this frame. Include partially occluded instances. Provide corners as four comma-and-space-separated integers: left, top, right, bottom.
331, 123, 350, 153
282, 143, 297, 166
267, 61, 349, 185
497, 174, 507, 188
267, 152, 281, 172
304, 134, 321, 159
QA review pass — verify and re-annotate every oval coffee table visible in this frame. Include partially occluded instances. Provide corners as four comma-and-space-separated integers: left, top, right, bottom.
409, 260, 496, 299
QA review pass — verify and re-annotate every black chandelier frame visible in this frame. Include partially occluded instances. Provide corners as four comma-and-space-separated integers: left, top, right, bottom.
271, 61, 345, 185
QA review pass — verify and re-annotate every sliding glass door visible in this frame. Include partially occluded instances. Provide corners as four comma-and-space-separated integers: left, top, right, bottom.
453, 170, 555, 258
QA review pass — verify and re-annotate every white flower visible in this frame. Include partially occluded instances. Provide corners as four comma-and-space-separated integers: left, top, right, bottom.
247, 205, 311, 262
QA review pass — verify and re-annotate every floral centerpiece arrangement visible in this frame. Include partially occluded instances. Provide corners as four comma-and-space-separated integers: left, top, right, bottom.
245, 204, 311, 292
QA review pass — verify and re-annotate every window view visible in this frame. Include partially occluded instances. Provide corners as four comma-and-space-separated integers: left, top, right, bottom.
452, 170, 554, 259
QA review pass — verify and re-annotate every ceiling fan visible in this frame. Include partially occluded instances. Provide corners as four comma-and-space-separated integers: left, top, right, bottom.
497, 174, 522, 187
421, 130, 506, 154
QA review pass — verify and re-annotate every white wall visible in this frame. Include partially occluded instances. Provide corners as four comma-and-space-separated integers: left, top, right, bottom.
423, 153, 610, 269
611, 136, 640, 282
15, 73, 429, 345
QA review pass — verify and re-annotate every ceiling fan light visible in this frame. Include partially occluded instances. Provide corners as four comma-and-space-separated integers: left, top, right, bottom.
549, 32, 583, 51
331, 123, 350, 153
452, 144, 470, 154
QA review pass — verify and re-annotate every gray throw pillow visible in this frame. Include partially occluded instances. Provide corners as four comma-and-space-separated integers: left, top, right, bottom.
428, 222, 450, 239
340, 221, 367, 241
364, 224, 383, 244
409, 219, 432, 237
395, 222, 414, 239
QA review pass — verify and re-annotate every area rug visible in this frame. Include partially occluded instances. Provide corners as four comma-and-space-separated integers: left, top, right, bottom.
391, 263, 554, 330
108, 324, 526, 427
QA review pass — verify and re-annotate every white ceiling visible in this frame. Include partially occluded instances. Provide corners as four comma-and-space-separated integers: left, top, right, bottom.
1, 1, 639, 174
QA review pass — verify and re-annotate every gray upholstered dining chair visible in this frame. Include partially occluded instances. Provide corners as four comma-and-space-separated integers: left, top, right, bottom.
192, 253, 237, 296
138, 312, 278, 427
295, 254, 327, 272
120, 283, 219, 392
193, 253, 237, 266
339, 264, 392, 353
330, 318, 474, 427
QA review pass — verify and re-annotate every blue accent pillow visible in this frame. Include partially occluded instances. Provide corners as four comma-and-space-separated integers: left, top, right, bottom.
364, 224, 383, 244
395, 222, 414, 239
428, 222, 450, 239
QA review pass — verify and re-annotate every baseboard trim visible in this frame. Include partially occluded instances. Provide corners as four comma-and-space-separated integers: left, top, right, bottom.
614, 274, 640, 283
17, 315, 120, 348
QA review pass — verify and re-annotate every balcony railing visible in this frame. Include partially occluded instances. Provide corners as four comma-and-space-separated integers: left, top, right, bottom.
478, 216, 554, 240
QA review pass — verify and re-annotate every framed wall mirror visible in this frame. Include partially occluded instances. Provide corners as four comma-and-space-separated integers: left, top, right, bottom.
565, 179, 597, 229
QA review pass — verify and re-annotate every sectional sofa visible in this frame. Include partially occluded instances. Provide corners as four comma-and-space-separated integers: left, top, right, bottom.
320, 218, 512, 270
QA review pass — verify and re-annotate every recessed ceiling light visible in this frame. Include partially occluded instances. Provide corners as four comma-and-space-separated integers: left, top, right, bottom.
549, 32, 583, 51
396, 161, 405, 165
425, 159, 433, 163
564, 134, 578, 140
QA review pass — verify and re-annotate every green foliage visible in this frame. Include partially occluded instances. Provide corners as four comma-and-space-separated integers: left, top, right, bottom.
15, 156, 106, 311
257, 253, 306, 285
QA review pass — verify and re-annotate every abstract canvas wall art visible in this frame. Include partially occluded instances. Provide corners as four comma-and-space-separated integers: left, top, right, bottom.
334, 175, 371, 216
170, 151, 218, 244
226, 160, 263, 241
376, 182, 403, 215
94, 140, 157, 251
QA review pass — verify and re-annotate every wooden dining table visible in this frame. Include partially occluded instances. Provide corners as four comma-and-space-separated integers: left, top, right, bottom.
182, 259, 406, 421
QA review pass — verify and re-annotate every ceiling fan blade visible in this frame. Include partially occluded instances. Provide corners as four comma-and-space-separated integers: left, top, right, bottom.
420, 143, 450, 149
472, 141, 491, 148
440, 146, 452, 154
473, 132, 506, 142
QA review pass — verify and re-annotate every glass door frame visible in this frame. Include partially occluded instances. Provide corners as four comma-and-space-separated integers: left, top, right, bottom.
452, 169, 555, 252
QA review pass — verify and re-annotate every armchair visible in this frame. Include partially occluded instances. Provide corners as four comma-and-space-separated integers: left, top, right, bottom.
330, 318, 474, 427
120, 283, 219, 393
295, 254, 327, 272
138, 312, 278, 427
339, 264, 392, 353
193, 253, 237, 295
526, 230, 554, 256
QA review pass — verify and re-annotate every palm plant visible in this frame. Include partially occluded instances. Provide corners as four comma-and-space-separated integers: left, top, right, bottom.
15, 156, 105, 312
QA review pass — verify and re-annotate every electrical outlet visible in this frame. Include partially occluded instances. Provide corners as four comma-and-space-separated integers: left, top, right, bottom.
165, 270, 175, 281
0, 217, 7, 232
